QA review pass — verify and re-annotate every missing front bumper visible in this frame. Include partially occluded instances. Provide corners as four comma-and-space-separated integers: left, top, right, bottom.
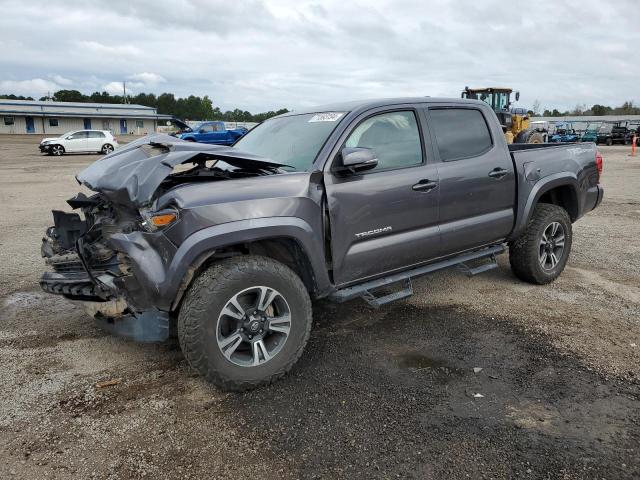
94, 308, 170, 343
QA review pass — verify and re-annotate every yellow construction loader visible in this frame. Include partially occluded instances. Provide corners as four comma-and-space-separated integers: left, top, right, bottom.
461, 87, 545, 144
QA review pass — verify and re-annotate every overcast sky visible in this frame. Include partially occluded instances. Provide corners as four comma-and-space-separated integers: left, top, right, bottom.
0, 0, 638, 112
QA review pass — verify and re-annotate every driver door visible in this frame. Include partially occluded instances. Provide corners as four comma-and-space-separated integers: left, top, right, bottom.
64, 131, 88, 152
324, 108, 441, 286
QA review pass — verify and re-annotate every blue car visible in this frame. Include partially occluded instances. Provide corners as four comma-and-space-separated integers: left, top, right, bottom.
179, 121, 248, 145
549, 122, 580, 143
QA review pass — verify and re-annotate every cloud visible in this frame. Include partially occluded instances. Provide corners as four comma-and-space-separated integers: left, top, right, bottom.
49, 74, 73, 86
128, 72, 166, 85
0, 78, 61, 97
76, 41, 142, 57
0, 0, 638, 112
102, 81, 127, 96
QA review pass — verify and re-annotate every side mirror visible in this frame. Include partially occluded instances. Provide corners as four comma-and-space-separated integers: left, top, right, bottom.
515, 91, 520, 101
334, 147, 378, 175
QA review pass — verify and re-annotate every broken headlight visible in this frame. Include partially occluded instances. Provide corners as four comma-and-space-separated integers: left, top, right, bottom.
139, 208, 179, 232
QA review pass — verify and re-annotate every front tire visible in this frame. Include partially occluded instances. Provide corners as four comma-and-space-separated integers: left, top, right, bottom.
178, 255, 312, 391
51, 144, 65, 156
509, 204, 572, 284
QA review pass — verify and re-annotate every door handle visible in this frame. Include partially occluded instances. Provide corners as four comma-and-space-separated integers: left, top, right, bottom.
412, 179, 438, 192
488, 167, 508, 179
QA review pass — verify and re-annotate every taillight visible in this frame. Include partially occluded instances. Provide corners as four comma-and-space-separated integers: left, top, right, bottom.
595, 151, 603, 177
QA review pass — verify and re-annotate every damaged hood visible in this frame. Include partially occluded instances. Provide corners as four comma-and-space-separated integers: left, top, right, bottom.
76, 134, 285, 207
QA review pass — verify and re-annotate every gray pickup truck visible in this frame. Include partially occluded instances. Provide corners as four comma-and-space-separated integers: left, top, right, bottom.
40, 97, 603, 390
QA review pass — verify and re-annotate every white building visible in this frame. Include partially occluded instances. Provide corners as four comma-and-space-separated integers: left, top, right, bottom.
0, 99, 173, 135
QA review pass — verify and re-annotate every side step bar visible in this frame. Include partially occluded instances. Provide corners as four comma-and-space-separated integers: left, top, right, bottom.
329, 244, 505, 308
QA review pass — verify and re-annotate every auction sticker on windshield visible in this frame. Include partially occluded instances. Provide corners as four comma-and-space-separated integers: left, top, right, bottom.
308, 112, 345, 122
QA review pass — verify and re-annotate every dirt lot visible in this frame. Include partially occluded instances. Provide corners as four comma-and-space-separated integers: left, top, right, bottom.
0, 135, 638, 479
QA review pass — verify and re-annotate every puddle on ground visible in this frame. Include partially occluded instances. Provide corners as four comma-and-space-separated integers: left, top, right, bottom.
395, 353, 464, 380
398, 353, 449, 370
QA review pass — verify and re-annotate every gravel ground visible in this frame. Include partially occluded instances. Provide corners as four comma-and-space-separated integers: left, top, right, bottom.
0, 135, 638, 479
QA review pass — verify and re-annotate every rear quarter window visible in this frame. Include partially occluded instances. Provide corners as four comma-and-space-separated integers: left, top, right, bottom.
430, 108, 493, 161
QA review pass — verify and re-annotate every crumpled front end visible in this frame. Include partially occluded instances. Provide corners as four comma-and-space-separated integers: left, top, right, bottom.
39, 193, 170, 342
39, 135, 284, 343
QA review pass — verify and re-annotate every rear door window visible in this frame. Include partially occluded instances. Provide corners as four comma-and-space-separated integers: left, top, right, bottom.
430, 108, 493, 161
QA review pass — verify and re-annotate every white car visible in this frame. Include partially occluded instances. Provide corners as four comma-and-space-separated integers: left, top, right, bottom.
39, 130, 119, 156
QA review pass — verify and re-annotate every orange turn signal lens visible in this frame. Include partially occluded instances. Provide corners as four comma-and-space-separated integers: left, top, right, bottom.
150, 213, 177, 226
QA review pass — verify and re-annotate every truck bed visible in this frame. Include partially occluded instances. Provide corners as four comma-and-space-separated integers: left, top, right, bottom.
507, 141, 602, 240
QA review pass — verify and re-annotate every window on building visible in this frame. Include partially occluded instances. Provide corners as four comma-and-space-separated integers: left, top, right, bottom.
3, 116, 14, 126
343, 111, 423, 172
49, 118, 59, 127
429, 108, 493, 161
135, 120, 144, 128
102, 120, 111, 130
87, 131, 105, 138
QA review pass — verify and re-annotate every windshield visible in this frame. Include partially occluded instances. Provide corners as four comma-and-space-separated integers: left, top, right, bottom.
233, 112, 346, 171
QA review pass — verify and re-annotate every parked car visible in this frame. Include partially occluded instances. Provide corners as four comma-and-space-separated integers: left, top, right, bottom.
39, 97, 603, 391
39, 130, 118, 156
612, 125, 632, 145
628, 123, 640, 145
178, 121, 247, 145
593, 122, 634, 146
163, 118, 192, 135
581, 122, 602, 143
548, 122, 580, 143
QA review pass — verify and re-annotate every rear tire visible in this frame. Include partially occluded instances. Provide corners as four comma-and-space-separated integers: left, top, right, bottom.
101, 143, 114, 154
509, 204, 572, 284
178, 255, 312, 391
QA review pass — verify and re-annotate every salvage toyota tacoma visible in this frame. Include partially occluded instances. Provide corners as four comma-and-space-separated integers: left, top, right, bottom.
39, 98, 604, 391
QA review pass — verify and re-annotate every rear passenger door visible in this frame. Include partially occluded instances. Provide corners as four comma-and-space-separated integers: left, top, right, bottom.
324, 107, 441, 286
212, 122, 229, 144
87, 131, 105, 151
426, 106, 515, 255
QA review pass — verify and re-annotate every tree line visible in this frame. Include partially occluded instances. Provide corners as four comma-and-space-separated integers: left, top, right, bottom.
3, 91, 639, 120
529, 100, 640, 117
0, 90, 289, 123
